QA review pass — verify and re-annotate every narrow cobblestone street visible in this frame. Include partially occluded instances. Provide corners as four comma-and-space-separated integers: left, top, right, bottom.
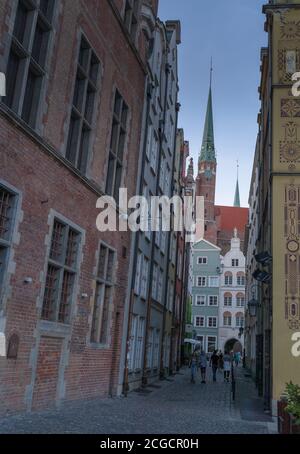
0, 367, 276, 434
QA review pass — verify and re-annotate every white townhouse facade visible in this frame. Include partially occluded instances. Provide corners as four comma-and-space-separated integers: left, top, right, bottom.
219, 230, 246, 353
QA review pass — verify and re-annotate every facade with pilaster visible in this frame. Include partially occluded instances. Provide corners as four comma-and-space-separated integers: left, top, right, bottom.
245, 0, 300, 415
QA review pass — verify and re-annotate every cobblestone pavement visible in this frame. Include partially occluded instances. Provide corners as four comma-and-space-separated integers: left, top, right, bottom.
0, 367, 275, 434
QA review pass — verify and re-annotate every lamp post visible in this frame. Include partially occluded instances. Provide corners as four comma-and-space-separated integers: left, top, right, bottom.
248, 283, 261, 318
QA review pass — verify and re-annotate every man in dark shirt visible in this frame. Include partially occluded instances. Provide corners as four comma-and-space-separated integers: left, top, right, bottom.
210, 350, 219, 382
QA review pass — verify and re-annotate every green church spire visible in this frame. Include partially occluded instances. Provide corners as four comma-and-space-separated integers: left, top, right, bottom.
200, 63, 216, 163
234, 162, 241, 207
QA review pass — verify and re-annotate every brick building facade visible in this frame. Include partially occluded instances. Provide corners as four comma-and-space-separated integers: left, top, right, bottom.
0, 0, 157, 414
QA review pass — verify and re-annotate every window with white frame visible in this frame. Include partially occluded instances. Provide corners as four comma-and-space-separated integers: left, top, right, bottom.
236, 293, 245, 307
225, 272, 233, 286
224, 293, 233, 307
197, 257, 207, 265
160, 230, 166, 253
164, 164, 170, 196
237, 273, 245, 286
232, 259, 239, 267
157, 270, 163, 303
197, 276, 206, 287
42, 218, 81, 324
159, 155, 166, 190
208, 295, 218, 307
207, 336, 217, 353
152, 263, 158, 300
135, 317, 145, 370
150, 133, 158, 172
223, 312, 232, 327
140, 256, 149, 300
195, 316, 205, 328
155, 209, 161, 248
91, 243, 116, 344
128, 315, 145, 371
145, 123, 153, 160
142, 184, 151, 241
4, 0, 56, 129
195, 295, 206, 306
207, 317, 218, 328
0, 186, 17, 306
134, 251, 142, 295
209, 276, 219, 288
128, 315, 138, 371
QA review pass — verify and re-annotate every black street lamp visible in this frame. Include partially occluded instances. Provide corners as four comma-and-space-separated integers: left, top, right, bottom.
248, 298, 260, 317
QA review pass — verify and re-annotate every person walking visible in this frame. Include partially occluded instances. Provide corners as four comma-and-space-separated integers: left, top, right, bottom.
210, 350, 219, 382
234, 351, 241, 367
223, 351, 231, 383
189, 345, 200, 384
218, 351, 224, 371
199, 350, 208, 384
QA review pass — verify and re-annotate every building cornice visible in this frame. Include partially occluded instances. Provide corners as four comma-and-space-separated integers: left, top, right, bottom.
263, 4, 300, 14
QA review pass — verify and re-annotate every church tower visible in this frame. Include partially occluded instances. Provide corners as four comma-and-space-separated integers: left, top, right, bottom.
196, 69, 217, 244
234, 163, 241, 208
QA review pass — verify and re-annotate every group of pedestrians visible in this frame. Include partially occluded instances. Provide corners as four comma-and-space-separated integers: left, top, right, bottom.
189, 347, 236, 384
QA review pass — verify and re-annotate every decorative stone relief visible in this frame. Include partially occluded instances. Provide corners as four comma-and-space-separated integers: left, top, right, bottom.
280, 100, 300, 166
284, 184, 300, 330
280, 20, 300, 40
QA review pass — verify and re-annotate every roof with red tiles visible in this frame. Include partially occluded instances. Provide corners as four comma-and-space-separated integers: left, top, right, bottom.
215, 206, 249, 236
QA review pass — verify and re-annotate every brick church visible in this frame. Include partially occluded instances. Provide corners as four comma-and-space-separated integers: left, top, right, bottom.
196, 77, 248, 254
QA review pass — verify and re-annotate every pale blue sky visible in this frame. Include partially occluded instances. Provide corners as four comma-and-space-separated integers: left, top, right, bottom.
158, 0, 267, 207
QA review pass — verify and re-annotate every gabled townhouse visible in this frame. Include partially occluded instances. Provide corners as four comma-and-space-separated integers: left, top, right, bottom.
192, 239, 221, 354
219, 231, 246, 354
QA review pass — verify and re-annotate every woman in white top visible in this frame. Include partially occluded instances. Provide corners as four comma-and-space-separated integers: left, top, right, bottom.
223, 352, 231, 382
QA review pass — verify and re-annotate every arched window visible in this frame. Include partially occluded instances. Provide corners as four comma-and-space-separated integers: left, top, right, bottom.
237, 272, 245, 286
236, 293, 245, 308
236, 313, 244, 328
225, 272, 233, 286
223, 311, 232, 327
224, 292, 232, 307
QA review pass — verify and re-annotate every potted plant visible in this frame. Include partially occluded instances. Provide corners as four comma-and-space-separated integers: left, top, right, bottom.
284, 382, 300, 434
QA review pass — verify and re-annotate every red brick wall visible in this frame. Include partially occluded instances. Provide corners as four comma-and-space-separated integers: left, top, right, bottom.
0, 0, 148, 414
32, 337, 63, 411
196, 162, 218, 245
